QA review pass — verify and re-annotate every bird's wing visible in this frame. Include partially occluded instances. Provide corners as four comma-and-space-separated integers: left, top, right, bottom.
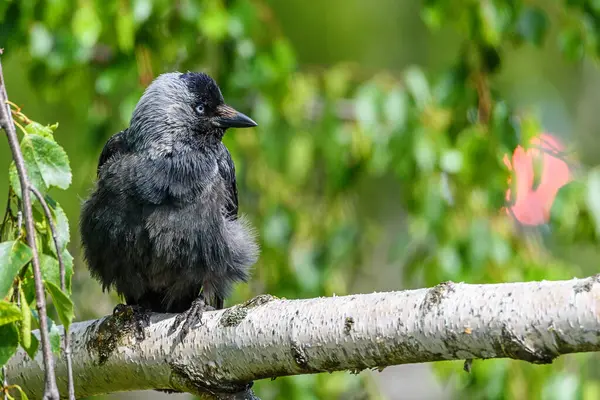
97, 129, 128, 177
218, 145, 239, 220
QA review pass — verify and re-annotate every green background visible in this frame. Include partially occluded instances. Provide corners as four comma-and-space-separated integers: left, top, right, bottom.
2, 0, 600, 399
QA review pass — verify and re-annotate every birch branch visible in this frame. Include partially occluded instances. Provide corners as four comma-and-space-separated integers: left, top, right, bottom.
5, 275, 600, 399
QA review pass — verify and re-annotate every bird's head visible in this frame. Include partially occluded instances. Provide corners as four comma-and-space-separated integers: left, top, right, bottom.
128, 71, 257, 151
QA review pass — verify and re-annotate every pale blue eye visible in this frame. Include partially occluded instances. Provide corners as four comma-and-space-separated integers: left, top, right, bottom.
195, 104, 205, 114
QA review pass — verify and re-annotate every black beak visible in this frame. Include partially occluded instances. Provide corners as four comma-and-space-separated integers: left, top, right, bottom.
212, 104, 257, 128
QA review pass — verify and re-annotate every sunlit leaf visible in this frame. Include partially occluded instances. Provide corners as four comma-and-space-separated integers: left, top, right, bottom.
9, 134, 71, 197
24, 121, 57, 139
0, 240, 33, 299
0, 301, 22, 326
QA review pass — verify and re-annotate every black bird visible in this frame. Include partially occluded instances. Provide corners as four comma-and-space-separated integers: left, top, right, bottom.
80, 72, 259, 332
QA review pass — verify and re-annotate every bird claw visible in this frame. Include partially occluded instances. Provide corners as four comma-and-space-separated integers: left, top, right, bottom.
169, 297, 215, 339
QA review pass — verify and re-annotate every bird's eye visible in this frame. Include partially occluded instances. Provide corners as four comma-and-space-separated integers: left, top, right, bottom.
195, 104, 205, 115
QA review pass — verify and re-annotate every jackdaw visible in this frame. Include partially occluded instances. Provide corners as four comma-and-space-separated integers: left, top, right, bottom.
80, 71, 259, 334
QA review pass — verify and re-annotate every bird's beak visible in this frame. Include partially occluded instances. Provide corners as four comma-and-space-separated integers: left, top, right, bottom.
212, 104, 257, 128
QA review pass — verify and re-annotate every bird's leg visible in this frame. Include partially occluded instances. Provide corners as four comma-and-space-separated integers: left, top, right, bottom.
112, 303, 151, 341
168, 295, 215, 339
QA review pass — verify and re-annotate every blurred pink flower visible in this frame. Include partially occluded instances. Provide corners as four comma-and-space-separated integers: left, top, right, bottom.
503, 133, 571, 225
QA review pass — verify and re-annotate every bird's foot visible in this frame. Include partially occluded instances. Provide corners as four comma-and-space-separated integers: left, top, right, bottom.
168, 297, 214, 339
112, 303, 151, 341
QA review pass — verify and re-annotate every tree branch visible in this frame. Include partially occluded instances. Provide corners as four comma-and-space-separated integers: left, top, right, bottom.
0, 58, 59, 399
5, 276, 600, 398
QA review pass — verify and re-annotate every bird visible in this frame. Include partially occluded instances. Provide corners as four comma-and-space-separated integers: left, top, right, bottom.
79, 71, 259, 335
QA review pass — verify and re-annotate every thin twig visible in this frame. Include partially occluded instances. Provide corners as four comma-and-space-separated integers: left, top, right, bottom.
0, 59, 60, 399
29, 186, 75, 400
0, 189, 12, 239
2, 365, 7, 400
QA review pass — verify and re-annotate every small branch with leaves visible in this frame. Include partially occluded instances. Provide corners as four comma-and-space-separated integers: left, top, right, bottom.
0, 59, 75, 399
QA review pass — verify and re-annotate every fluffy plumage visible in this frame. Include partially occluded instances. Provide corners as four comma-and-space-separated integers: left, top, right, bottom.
80, 72, 259, 314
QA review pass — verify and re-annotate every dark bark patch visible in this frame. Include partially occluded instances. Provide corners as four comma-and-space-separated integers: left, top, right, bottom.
420, 281, 456, 315
220, 294, 277, 327
291, 341, 309, 370
574, 274, 600, 294
86, 305, 150, 365
344, 317, 354, 335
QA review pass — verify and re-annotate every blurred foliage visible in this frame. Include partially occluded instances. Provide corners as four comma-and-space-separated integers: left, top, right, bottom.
1, 0, 600, 399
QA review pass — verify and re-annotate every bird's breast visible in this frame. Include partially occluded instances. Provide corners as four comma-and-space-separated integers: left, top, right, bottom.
129, 151, 221, 205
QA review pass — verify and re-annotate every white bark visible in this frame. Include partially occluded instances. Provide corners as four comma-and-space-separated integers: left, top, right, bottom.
5, 276, 600, 399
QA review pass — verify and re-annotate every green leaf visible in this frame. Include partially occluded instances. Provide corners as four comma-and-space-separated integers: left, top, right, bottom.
18, 285, 32, 352
20, 276, 36, 306
24, 122, 56, 140
0, 240, 33, 298
48, 318, 61, 355
0, 322, 18, 367
44, 280, 74, 331
22, 332, 38, 361
9, 134, 72, 197
0, 301, 22, 326
8, 158, 44, 200
40, 252, 73, 294
27, 134, 71, 190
